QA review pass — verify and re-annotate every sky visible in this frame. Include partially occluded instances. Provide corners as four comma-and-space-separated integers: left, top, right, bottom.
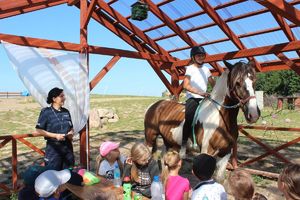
0, 3, 168, 97
1, 0, 300, 96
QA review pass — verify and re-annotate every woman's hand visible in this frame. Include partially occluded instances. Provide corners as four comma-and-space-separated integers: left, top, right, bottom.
199, 92, 210, 98
66, 129, 74, 141
55, 134, 65, 141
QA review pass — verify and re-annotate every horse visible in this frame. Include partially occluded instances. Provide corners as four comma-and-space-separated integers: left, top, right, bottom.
144, 60, 261, 180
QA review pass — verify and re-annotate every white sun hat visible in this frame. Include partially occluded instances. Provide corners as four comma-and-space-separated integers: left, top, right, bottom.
34, 169, 71, 197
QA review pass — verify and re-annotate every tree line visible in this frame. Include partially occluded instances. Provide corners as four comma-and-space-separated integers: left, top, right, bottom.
255, 70, 300, 96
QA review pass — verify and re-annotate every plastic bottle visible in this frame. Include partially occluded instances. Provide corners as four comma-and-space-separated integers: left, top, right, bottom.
113, 164, 121, 187
123, 176, 132, 200
150, 175, 164, 200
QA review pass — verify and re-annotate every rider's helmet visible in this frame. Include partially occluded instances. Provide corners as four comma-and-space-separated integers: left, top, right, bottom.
190, 46, 206, 58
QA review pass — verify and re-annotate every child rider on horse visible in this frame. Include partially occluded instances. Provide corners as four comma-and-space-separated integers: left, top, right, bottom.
180, 46, 215, 158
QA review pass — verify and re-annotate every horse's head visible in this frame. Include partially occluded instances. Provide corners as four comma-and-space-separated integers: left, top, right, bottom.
224, 60, 260, 123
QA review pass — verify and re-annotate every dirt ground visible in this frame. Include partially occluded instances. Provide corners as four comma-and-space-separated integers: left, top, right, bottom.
0, 97, 296, 199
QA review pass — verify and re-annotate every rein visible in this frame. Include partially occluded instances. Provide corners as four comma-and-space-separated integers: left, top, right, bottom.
191, 95, 255, 147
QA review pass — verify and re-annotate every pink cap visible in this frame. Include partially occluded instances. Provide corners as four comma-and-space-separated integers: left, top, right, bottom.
99, 141, 120, 157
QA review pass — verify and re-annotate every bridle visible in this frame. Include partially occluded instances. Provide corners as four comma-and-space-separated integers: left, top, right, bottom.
229, 89, 256, 107
207, 79, 256, 109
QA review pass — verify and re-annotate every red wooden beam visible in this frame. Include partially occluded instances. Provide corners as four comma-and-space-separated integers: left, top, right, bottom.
0, 0, 67, 19
168, 24, 297, 54
143, 0, 247, 33
68, 0, 80, 6
79, 0, 89, 170
96, 0, 174, 58
152, 0, 300, 42
89, 56, 121, 90
0, 184, 10, 193
195, 0, 261, 72
272, 12, 300, 58
147, 60, 175, 95
174, 40, 300, 66
0, 33, 171, 62
275, 53, 300, 75
12, 138, 18, 190
144, 0, 196, 46
89, 10, 178, 80
257, 0, 300, 26
0, 138, 11, 148
157, 0, 175, 7
81, 0, 97, 28
239, 136, 300, 167
86, 2, 177, 79
107, 0, 118, 5
17, 138, 45, 156
239, 129, 290, 163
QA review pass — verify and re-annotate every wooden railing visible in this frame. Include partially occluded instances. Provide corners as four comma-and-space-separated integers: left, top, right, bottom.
0, 92, 22, 98
0, 133, 44, 196
0, 126, 299, 196
231, 125, 300, 178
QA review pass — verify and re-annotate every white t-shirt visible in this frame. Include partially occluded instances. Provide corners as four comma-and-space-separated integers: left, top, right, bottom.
98, 155, 126, 179
191, 179, 227, 200
185, 64, 211, 99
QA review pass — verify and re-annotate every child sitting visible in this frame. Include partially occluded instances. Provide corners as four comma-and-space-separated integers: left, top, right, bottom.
123, 142, 160, 198
34, 169, 71, 200
96, 141, 126, 180
191, 154, 227, 200
162, 150, 191, 200
18, 165, 49, 200
278, 163, 300, 200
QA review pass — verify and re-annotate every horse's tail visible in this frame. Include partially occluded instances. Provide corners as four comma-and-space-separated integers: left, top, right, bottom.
144, 100, 165, 153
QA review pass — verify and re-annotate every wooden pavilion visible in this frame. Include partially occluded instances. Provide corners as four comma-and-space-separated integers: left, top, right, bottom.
1, 0, 300, 195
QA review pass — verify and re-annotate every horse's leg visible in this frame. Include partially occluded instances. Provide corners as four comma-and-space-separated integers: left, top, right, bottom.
144, 127, 159, 155
215, 152, 231, 182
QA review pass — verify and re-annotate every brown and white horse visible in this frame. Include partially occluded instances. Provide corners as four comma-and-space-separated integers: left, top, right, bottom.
144, 61, 260, 180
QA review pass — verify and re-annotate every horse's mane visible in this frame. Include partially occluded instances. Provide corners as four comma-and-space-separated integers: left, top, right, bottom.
210, 69, 229, 103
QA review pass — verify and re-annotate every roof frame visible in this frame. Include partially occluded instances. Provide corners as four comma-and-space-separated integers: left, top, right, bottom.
257, 0, 300, 26
194, 0, 261, 71
144, 0, 224, 73
0, 0, 67, 19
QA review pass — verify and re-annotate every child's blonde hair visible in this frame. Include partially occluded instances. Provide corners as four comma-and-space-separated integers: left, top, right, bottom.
130, 143, 151, 182
228, 169, 254, 200
279, 164, 300, 200
161, 150, 181, 188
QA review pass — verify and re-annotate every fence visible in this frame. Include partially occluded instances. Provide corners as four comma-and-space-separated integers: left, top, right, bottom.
0, 92, 22, 98
0, 125, 299, 196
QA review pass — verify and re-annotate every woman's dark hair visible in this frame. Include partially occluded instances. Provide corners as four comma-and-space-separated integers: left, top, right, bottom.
46, 87, 63, 104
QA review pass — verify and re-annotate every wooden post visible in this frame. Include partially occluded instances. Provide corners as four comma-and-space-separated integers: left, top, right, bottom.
12, 138, 17, 190
171, 63, 180, 101
79, 0, 89, 169
232, 141, 238, 169
277, 97, 283, 110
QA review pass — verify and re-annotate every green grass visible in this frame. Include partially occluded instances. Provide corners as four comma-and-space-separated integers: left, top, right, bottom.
0, 95, 299, 159
252, 175, 271, 188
